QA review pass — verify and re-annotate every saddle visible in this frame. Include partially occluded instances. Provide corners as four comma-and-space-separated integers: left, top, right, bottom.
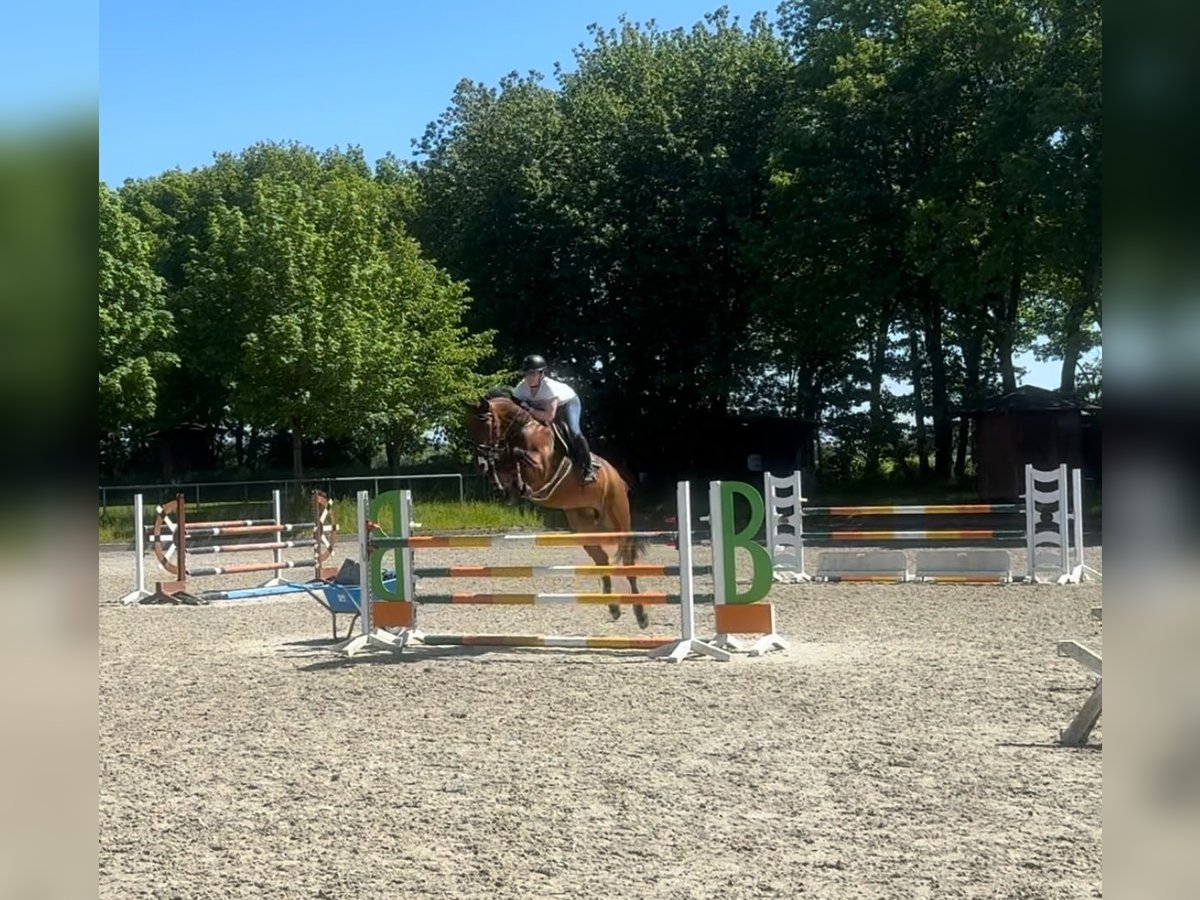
516, 400, 587, 465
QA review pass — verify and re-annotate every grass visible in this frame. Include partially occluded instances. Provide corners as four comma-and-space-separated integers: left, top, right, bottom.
327, 496, 549, 535
100, 496, 554, 543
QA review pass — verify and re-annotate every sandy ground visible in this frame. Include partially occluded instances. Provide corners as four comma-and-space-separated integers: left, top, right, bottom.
100, 540, 1102, 899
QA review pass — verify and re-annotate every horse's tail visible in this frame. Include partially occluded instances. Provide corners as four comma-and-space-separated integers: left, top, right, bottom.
602, 458, 644, 565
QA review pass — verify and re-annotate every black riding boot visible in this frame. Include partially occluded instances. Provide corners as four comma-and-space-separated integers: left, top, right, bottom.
575, 435, 597, 484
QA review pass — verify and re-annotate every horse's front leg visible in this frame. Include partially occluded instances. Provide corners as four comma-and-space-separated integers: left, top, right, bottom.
513, 448, 543, 472
514, 463, 531, 498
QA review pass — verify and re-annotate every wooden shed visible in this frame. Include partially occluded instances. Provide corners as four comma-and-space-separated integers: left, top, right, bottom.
960, 386, 1100, 500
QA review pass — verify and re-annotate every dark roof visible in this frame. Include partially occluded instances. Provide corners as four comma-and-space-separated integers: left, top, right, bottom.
960, 385, 1100, 416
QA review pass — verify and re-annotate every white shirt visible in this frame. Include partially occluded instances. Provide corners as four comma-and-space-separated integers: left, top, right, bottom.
513, 375, 577, 406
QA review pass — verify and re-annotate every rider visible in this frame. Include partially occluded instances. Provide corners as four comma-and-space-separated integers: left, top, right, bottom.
512, 354, 598, 485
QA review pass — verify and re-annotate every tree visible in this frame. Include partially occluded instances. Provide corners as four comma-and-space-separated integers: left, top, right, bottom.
411, 11, 792, 473
122, 142, 499, 476
772, 0, 1100, 478
99, 182, 177, 454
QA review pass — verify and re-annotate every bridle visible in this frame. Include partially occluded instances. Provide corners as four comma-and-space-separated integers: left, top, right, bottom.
471, 393, 582, 503
473, 398, 536, 490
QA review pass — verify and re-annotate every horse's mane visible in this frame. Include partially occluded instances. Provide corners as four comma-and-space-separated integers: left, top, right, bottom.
481, 386, 535, 427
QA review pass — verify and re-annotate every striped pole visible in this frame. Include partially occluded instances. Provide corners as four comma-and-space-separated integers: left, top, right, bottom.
808, 530, 1025, 540
186, 559, 312, 577
184, 539, 318, 556
814, 574, 909, 584
411, 563, 708, 578
173, 516, 279, 528
916, 575, 1011, 584
410, 592, 715, 606
149, 522, 329, 539
371, 531, 678, 549
419, 634, 678, 651
803, 503, 1024, 516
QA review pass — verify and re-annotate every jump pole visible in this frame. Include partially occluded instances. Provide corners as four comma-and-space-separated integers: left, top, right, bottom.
339, 482, 732, 661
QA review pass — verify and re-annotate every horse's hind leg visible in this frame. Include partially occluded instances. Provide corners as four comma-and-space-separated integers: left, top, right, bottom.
627, 574, 647, 629
581, 544, 618, 621
616, 538, 648, 629
567, 509, 622, 622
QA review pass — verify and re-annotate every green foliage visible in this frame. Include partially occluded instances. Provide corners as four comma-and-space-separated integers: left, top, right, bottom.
763, 0, 1101, 472
99, 2, 1101, 485
410, 10, 793, 467
111, 142, 499, 476
99, 182, 177, 440
331, 497, 548, 536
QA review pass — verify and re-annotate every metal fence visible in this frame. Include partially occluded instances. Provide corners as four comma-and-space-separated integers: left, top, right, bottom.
99, 472, 473, 513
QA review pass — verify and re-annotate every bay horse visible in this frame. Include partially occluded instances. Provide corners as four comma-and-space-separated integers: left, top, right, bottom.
468, 388, 648, 629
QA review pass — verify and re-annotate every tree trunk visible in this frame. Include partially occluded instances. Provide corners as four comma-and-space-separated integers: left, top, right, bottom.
1059, 301, 1086, 395
955, 316, 985, 481
996, 270, 1022, 394
234, 422, 244, 468
1060, 262, 1099, 394
291, 427, 304, 481
866, 302, 892, 476
797, 368, 821, 472
920, 287, 953, 480
247, 426, 260, 465
908, 328, 930, 477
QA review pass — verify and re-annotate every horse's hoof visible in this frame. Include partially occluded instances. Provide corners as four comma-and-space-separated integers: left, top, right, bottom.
635, 608, 649, 630
608, 604, 621, 622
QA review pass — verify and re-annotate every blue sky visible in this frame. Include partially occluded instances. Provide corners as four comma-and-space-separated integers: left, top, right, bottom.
2, 1, 97, 122
97, 0, 1089, 389
100, 0, 770, 185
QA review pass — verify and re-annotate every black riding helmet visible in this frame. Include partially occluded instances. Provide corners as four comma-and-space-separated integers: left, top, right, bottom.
521, 354, 547, 373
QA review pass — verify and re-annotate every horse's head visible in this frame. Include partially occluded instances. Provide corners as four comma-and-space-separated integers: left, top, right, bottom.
468, 389, 531, 498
